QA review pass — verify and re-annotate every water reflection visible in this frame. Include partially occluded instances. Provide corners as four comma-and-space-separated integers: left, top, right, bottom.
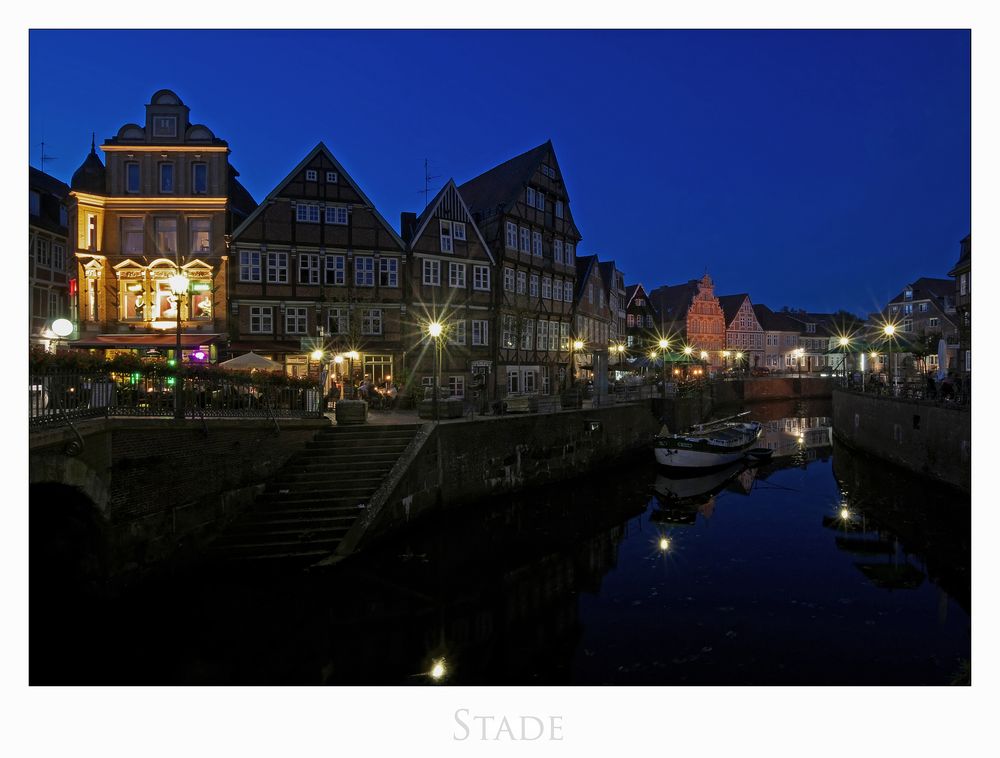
35, 398, 970, 685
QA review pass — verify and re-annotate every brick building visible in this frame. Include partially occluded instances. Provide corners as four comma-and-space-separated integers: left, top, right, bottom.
68, 90, 255, 361
572, 254, 613, 383
459, 141, 582, 396
29, 167, 70, 347
228, 142, 406, 382
752, 304, 802, 373
649, 273, 726, 367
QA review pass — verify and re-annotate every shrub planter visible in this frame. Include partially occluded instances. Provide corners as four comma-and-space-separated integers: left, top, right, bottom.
335, 399, 368, 425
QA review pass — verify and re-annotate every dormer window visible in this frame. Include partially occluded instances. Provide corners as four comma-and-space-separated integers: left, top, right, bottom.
306, 169, 317, 181
806, 323, 816, 333
904, 289, 913, 300
152, 115, 177, 138
326, 171, 338, 183
29, 191, 40, 216
440, 220, 453, 253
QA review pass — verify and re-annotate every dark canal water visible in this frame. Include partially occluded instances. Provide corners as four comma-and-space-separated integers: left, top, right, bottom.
35, 399, 971, 685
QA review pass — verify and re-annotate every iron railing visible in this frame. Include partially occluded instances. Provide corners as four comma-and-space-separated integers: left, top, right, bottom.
29, 370, 324, 426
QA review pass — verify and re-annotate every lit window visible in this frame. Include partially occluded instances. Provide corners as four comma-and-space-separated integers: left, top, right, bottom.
190, 280, 212, 320
379, 257, 398, 287
192, 163, 208, 194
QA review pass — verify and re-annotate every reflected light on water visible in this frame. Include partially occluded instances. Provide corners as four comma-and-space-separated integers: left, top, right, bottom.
658, 536, 671, 552
430, 658, 447, 681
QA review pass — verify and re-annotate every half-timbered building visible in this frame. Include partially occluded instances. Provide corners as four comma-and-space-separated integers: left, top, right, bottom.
228, 142, 407, 381
29, 167, 71, 347
572, 255, 613, 383
459, 141, 582, 397
718, 293, 765, 369
401, 180, 497, 400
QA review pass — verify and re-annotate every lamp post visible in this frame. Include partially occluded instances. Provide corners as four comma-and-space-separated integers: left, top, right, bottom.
682, 345, 693, 381
735, 351, 744, 377
838, 336, 850, 386
659, 338, 670, 397
428, 321, 443, 421
868, 351, 879, 392
167, 272, 190, 420
794, 347, 804, 380
333, 354, 344, 399
722, 350, 730, 373
882, 324, 895, 392
347, 350, 360, 398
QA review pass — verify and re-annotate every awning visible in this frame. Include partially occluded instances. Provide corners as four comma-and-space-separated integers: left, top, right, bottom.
218, 351, 283, 371
227, 341, 302, 354
70, 333, 225, 349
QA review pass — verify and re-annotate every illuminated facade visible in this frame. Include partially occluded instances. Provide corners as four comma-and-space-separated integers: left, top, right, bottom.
402, 180, 496, 400
649, 274, 727, 367
572, 255, 613, 382
228, 142, 406, 381
718, 293, 764, 368
459, 141, 582, 396
68, 90, 255, 360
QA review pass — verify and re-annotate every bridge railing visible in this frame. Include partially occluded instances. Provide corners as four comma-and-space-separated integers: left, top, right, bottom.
29, 370, 325, 426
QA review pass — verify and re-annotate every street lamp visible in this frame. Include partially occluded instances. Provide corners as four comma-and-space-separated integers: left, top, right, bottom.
428, 320, 444, 421
838, 336, 850, 385
735, 351, 744, 376
167, 272, 190, 420
658, 338, 670, 397
333, 354, 344, 398
722, 350, 730, 371
882, 324, 896, 390
794, 347, 805, 379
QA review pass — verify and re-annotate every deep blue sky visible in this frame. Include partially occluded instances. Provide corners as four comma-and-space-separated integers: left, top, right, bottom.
29, 29, 970, 316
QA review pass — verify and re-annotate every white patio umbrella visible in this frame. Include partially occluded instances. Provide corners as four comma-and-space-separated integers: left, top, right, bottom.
219, 351, 283, 371
936, 338, 948, 382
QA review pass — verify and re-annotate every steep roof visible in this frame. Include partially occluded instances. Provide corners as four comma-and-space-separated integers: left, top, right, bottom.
230, 141, 405, 250
407, 179, 496, 265
597, 261, 619, 293
717, 293, 750, 326
227, 165, 257, 221
30, 166, 69, 236
949, 234, 971, 276
887, 277, 955, 305
649, 281, 698, 325
70, 139, 106, 194
458, 141, 552, 215
753, 304, 802, 332
30, 166, 69, 199
574, 254, 598, 302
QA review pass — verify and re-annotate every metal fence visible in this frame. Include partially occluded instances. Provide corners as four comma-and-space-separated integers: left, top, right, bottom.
29, 370, 325, 426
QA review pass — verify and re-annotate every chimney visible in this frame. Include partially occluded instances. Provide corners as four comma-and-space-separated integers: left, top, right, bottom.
400, 211, 418, 243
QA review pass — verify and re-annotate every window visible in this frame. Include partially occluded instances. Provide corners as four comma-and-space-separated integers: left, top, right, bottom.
325, 255, 345, 285
122, 218, 144, 255
520, 227, 530, 253
299, 253, 320, 284
553, 239, 563, 264
152, 115, 177, 137
189, 218, 211, 255
526, 187, 536, 207
507, 369, 519, 394
532, 231, 542, 257
542, 277, 551, 300
517, 271, 527, 294
29, 191, 40, 216
904, 289, 913, 300
645, 315, 653, 328
522, 319, 534, 350
449, 320, 466, 345
192, 163, 208, 194
530, 274, 539, 297
929, 317, 939, 328
423, 259, 441, 286
119, 280, 143, 320
440, 220, 453, 252
87, 214, 98, 249
448, 376, 465, 398
449, 262, 466, 288
555, 200, 564, 219
355, 256, 375, 286
325, 206, 348, 225
903, 304, 913, 315
306, 169, 317, 181
285, 307, 308, 334
541, 165, 556, 179
538, 321, 548, 352
564, 281, 573, 302
249, 306, 273, 334
627, 314, 635, 328
239, 250, 261, 282
326, 171, 338, 183
328, 308, 348, 334
549, 321, 560, 351
190, 280, 212, 320
159, 163, 174, 193
919, 302, 928, 312
296, 204, 320, 223
565, 243, 574, 264
472, 320, 489, 346
53, 244, 65, 271
362, 308, 382, 335
966, 350, 971, 371
266, 252, 288, 283
48, 290, 61, 317
506, 222, 518, 249
453, 222, 466, 241
960, 274, 968, 296
504, 267, 515, 292
126, 162, 140, 193
502, 315, 515, 348
155, 218, 177, 255
473, 265, 490, 291
536, 192, 545, 212
379, 258, 398, 287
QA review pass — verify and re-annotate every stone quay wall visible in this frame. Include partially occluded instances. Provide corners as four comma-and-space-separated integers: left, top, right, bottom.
831, 389, 970, 493
353, 403, 660, 550
712, 377, 834, 406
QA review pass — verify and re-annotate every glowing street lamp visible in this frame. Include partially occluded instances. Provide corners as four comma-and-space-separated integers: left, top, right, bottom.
657, 338, 670, 397
882, 324, 896, 389
794, 347, 805, 380
427, 320, 445, 420
167, 272, 190, 420
838, 336, 851, 385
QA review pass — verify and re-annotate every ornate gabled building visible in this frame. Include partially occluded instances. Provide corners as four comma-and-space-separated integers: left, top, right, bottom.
68, 90, 256, 361
598, 260, 627, 347
29, 167, 70, 347
459, 141, 582, 396
718, 293, 764, 369
948, 234, 971, 375
649, 274, 726, 366
624, 283, 659, 351
228, 142, 406, 381
401, 180, 497, 400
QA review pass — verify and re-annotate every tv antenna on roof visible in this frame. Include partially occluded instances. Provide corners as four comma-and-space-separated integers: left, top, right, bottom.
418, 158, 440, 209
39, 140, 58, 173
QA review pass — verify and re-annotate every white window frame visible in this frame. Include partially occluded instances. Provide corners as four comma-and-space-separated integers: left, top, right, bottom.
440, 220, 453, 252
284, 306, 308, 335
517, 271, 527, 294
502, 314, 515, 348
328, 308, 348, 335
553, 239, 563, 264
563, 281, 573, 303
362, 308, 383, 335
452, 222, 466, 241
355, 256, 375, 287
473, 265, 490, 291
448, 376, 465, 399
325, 255, 345, 285
326, 171, 338, 183
448, 320, 467, 345
266, 252, 288, 284
536, 192, 545, 212
298, 253, 320, 285
565, 243, 574, 264
538, 321, 548, 352
423, 259, 441, 286
530, 274, 539, 297
542, 277, 552, 300
379, 257, 398, 287
306, 169, 317, 181
532, 230, 542, 257
526, 187, 536, 207
504, 267, 515, 292
449, 262, 466, 288
555, 200, 564, 219
506, 222, 518, 249
249, 306, 273, 334
519, 227, 530, 253
240, 249, 261, 282
325, 206, 348, 225
472, 320, 489, 346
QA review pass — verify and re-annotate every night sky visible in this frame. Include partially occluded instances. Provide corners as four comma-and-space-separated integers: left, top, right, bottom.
28, 29, 970, 316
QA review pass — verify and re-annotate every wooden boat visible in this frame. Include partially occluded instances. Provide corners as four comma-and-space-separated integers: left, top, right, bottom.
654, 411, 762, 470
746, 447, 774, 461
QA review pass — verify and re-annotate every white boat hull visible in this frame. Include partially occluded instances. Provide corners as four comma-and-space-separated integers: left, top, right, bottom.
655, 446, 750, 469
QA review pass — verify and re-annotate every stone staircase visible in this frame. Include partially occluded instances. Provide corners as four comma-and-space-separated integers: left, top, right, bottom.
210, 423, 423, 564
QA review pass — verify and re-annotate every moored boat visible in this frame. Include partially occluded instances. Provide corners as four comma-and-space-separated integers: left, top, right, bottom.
654, 412, 762, 470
